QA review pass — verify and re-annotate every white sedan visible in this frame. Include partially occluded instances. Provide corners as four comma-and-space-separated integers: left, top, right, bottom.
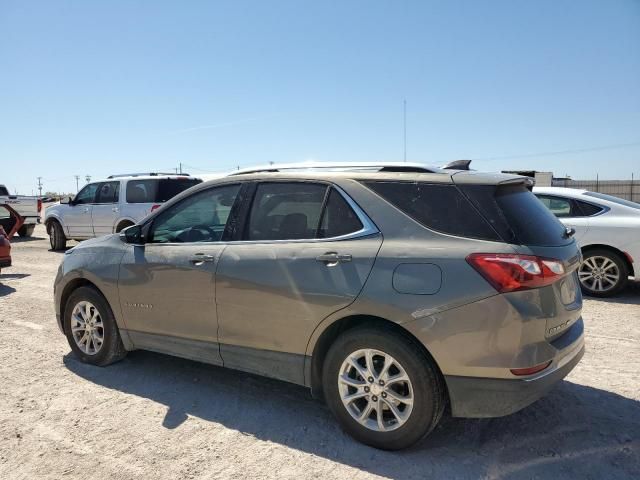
533, 186, 640, 297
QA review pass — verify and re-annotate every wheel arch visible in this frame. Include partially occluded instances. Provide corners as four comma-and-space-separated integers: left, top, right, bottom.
114, 218, 136, 233
581, 243, 634, 277
307, 314, 447, 405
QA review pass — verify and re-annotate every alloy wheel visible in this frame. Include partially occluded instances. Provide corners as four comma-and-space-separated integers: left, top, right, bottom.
338, 348, 414, 432
578, 255, 620, 293
71, 301, 104, 355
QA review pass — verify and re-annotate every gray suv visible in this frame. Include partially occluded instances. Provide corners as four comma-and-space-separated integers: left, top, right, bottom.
53, 163, 585, 450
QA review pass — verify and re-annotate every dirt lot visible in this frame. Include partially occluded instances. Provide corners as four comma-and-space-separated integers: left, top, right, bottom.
1, 224, 638, 479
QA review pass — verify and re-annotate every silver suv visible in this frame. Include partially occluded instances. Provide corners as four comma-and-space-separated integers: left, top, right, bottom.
53, 163, 585, 450
45, 173, 201, 250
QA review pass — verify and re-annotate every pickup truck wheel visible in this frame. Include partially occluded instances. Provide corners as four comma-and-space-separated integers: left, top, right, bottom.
48, 221, 67, 250
323, 327, 445, 450
64, 286, 127, 366
17, 225, 35, 237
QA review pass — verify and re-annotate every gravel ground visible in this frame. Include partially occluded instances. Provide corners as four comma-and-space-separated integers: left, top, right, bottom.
1, 224, 638, 480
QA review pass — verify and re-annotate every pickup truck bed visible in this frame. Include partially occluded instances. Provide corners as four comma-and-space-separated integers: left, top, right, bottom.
0, 184, 41, 237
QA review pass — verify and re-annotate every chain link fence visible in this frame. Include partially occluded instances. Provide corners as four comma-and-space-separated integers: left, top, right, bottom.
551, 178, 638, 202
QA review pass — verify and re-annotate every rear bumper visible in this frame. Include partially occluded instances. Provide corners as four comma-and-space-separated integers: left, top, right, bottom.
445, 320, 585, 418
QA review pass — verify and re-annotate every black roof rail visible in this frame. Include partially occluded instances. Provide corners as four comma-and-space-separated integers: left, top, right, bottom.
442, 160, 472, 170
107, 172, 190, 179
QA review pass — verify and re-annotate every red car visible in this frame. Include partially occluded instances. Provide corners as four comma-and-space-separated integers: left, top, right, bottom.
0, 204, 24, 273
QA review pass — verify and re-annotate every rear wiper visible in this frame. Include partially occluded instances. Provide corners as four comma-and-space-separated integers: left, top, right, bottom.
564, 227, 576, 238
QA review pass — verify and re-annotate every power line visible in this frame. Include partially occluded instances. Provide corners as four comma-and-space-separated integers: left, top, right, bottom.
472, 141, 640, 162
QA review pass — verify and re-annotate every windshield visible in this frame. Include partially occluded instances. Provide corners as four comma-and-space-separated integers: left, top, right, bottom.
583, 192, 640, 210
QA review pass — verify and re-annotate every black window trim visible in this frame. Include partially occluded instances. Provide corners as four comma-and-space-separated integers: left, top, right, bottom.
233, 179, 378, 244
535, 193, 608, 218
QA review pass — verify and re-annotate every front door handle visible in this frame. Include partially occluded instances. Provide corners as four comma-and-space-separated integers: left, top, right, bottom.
190, 253, 216, 265
316, 252, 352, 265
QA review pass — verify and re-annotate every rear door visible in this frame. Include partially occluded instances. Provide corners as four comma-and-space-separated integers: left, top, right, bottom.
215, 181, 382, 382
65, 183, 99, 238
91, 181, 121, 236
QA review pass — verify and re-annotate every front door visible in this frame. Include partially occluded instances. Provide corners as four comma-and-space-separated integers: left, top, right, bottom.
66, 183, 99, 238
91, 181, 121, 236
117, 183, 242, 365
215, 182, 382, 382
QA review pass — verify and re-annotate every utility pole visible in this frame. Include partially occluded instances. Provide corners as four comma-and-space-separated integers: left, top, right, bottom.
74, 175, 80, 192
85, 175, 91, 184
403, 99, 407, 162
37, 177, 43, 197
179, 162, 183, 174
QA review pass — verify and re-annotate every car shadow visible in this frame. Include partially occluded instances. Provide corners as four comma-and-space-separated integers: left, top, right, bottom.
10, 235, 46, 243
583, 281, 640, 305
63, 351, 639, 479
0, 282, 17, 297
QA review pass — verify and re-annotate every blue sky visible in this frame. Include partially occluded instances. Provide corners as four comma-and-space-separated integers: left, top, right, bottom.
1, 0, 639, 194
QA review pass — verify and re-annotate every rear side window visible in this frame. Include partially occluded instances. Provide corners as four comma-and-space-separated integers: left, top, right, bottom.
126, 178, 201, 204
575, 200, 604, 216
364, 181, 500, 241
462, 184, 571, 246
318, 188, 363, 238
96, 181, 120, 204
247, 183, 327, 240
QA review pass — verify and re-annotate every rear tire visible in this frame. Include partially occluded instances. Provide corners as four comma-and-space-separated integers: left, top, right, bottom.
48, 221, 67, 250
64, 286, 127, 366
579, 249, 628, 297
18, 225, 35, 237
323, 326, 445, 450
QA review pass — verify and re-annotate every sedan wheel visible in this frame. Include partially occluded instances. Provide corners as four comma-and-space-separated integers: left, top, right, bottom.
578, 250, 628, 297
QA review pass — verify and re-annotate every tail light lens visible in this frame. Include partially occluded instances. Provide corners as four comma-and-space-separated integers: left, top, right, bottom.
150, 204, 161, 212
37, 199, 42, 213
466, 253, 566, 293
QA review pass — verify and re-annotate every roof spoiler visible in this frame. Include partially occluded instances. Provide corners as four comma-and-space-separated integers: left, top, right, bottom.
442, 159, 472, 170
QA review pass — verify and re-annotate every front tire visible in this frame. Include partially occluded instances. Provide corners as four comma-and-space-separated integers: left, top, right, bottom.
64, 286, 127, 366
579, 249, 628, 297
48, 221, 67, 250
323, 326, 445, 450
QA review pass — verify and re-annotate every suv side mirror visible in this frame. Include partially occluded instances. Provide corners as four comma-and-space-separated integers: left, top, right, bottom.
121, 224, 144, 244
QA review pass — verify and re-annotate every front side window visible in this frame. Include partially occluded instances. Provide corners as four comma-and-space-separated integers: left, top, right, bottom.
150, 184, 241, 243
74, 183, 99, 205
96, 182, 120, 204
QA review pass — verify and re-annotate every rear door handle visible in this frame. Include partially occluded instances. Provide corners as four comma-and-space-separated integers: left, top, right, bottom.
316, 252, 352, 265
190, 253, 216, 264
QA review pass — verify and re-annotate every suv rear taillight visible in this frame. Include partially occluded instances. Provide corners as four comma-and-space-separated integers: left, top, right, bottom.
151, 204, 161, 212
466, 253, 565, 293
37, 199, 42, 213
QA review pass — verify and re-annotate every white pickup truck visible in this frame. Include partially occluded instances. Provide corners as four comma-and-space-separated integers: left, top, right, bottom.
0, 184, 42, 237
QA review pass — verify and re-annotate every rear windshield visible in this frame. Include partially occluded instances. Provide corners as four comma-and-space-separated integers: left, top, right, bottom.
583, 191, 640, 210
461, 184, 572, 246
126, 178, 201, 204
364, 181, 501, 241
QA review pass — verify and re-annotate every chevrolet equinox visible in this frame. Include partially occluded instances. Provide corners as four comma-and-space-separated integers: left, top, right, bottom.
54, 163, 585, 450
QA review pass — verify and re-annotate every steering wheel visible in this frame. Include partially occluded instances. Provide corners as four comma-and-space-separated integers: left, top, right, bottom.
188, 224, 217, 242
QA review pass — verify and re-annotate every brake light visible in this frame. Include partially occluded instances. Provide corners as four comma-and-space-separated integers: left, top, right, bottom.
151, 204, 161, 212
37, 199, 42, 213
466, 253, 566, 293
